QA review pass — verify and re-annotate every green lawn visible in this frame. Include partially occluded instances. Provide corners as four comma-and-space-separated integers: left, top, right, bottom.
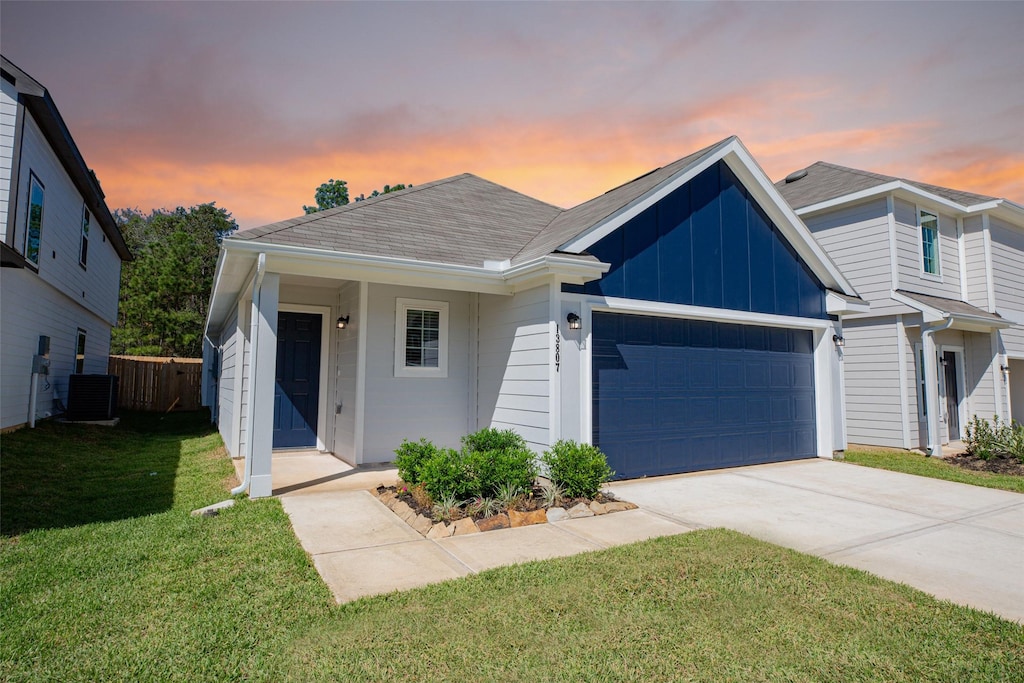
3, 414, 1022, 682
844, 448, 1024, 494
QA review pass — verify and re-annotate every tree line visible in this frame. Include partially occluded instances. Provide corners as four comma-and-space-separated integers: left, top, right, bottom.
114, 178, 408, 358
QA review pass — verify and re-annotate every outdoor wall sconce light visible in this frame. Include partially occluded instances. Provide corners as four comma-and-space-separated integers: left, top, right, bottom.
336, 315, 350, 330
567, 312, 581, 330
832, 334, 845, 348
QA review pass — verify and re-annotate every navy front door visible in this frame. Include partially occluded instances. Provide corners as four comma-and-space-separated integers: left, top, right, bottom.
274, 312, 321, 449
593, 312, 816, 479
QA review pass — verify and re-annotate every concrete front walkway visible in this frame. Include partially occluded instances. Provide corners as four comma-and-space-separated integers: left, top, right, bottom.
256, 451, 694, 603
609, 459, 1024, 623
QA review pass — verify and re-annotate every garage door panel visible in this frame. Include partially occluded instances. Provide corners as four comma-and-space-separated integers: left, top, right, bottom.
593, 312, 816, 478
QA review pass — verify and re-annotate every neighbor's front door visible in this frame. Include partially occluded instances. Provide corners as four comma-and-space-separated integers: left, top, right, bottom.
942, 351, 961, 441
274, 312, 321, 449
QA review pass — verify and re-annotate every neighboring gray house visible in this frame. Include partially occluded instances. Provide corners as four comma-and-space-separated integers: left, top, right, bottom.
776, 162, 1024, 455
204, 136, 867, 497
0, 56, 131, 430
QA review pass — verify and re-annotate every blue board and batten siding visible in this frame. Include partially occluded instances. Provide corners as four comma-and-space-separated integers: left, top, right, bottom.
568, 161, 826, 478
564, 161, 827, 319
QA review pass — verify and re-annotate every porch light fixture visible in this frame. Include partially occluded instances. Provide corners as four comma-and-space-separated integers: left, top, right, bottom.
567, 312, 581, 330
832, 334, 845, 348
336, 315, 350, 330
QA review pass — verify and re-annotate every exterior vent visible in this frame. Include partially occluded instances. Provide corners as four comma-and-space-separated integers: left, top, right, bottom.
67, 374, 119, 421
784, 169, 809, 183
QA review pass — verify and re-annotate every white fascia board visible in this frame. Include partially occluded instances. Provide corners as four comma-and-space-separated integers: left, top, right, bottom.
591, 296, 832, 330
796, 182, 1004, 220
222, 239, 607, 297
826, 291, 871, 315
557, 137, 736, 253
203, 248, 229, 336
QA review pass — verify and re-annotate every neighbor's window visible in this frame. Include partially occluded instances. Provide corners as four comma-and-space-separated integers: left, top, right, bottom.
394, 298, 449, 378
919, 209, 940, 276
79, 206, 90, 268
23, 172, 45, 265
75, 329, 87, 374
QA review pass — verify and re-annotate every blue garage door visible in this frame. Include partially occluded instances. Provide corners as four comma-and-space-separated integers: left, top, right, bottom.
593, 312, 816, 479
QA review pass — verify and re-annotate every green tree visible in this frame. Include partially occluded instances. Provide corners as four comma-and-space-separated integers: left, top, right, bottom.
303, 178, 349, 213
354, 183, 411, 202
112, 204, 237, 357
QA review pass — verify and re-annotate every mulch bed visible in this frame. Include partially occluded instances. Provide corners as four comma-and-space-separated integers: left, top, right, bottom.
945, 453, 1024, 476
375, 484, 623, 523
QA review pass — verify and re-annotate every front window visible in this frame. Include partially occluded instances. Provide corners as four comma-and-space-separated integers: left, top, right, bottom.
919, 209, 939, 276
394, 298, 448, 378
75, 329, 87, 374
80, 206, 90, 268
23, 172, 45, 265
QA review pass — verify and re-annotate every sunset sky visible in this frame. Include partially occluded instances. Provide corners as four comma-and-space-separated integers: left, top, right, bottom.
2, 1, 1022, 230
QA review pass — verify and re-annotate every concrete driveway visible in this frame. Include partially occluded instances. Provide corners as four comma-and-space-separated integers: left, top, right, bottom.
609, 459, 1024, 623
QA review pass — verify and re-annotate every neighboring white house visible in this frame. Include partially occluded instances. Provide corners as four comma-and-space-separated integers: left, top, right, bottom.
204, 136, 867, 497
0, 56, 131, 430
776, 162, 1024, 455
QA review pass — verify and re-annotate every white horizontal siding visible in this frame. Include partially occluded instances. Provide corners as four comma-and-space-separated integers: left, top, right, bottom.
332, 281, 359, 463
893, 198, 961, 300
0, 77, 16, 239
361, 283, 472, 463
477, 284, 550, 452
962, 216, 989, 309
0, 268, 112, 429
804, 198, 906, 315
841, 317, 906, 447
11, 113, 121, 325
990, 217, 1024, 316
216, 307, 238, 454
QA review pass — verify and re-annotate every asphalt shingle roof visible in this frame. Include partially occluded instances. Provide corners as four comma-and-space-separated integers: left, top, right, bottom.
232, 136, 736, 268
895, 290, 1005, 322
775, 161, 996, 210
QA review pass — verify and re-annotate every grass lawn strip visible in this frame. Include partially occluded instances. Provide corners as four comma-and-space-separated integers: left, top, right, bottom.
844, 449, 1024, 494
2, 414, 1022, 682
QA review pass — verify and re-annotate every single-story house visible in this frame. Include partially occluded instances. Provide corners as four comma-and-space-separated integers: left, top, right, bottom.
203, 136, 867, 497
775, 162, 1024, 455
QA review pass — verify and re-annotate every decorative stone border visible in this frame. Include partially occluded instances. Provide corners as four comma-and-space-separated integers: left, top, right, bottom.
373, 488, 637, 539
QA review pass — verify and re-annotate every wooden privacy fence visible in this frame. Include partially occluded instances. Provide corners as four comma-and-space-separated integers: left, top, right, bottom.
108, 355, 203, 412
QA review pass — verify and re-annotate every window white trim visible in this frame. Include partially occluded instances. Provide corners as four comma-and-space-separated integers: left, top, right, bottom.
74, 328, 87, 374
394, 298, 449, 378
917, 205, 941, 280
79, 205, 90, 268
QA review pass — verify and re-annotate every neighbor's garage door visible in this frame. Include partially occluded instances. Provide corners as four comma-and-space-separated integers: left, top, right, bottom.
592, 312, 816, 479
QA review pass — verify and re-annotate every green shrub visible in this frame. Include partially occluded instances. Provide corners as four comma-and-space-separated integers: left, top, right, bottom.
964, 416, 998, 460
996, 420, 1024, 464
542, 440, 614, 499
418, 448, 473, 500
464, 447, 537, 498
394, 438, 439, 485
461, 428, 527, 455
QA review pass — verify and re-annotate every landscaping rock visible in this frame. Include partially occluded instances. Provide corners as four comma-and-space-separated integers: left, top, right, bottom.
567, 502, 595, 518
589, 501, 610, 515
476, 513, 510, 532
451, 518, 480, 536
545, 507, 569, 522
410, 514, 433, 535
391, 501, 416, 522
602, 501, 635, 513
377, 490, 396, 506
426, 522, 453, 539
508, 508, 548, 527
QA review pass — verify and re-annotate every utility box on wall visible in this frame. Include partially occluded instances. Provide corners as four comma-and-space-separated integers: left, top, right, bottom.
66, 374, 119, 421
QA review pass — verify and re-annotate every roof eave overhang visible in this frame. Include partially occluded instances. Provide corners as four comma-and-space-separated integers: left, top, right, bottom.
890, 290, 1011, 332
826, 290, 870, 315
794, 181, 1014, 223
556, 137, 860, 299
205, 240, 608, 333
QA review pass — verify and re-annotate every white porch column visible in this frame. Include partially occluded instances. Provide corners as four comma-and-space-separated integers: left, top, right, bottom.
922, 328, 943, 456
249, 272, 280, 498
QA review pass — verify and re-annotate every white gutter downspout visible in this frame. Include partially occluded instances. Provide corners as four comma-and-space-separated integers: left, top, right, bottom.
921, 317, 955, 457
232, 253, 267, 495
